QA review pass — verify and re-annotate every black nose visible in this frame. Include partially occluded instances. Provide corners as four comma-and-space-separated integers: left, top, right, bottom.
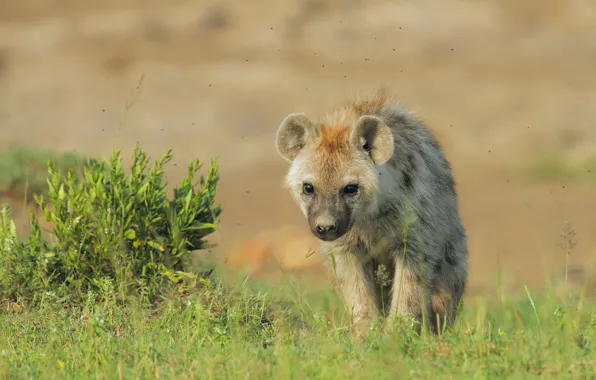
316, 223, 337, 234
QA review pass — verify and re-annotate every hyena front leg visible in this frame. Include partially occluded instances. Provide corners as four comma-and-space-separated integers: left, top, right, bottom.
387, 258, 429, 333
325, 251, 381, 338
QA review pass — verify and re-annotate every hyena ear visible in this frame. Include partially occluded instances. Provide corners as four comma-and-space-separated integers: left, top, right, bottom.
350, 115, 394, 165
275, 113, 319, 162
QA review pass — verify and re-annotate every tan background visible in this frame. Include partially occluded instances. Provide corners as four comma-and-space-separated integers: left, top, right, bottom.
1, 0, 596, 294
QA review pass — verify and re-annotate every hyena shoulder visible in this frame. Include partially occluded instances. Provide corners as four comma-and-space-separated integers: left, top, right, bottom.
334, 88, 451, 175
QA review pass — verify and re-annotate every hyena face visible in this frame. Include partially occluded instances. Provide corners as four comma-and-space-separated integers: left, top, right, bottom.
276, 112, 394, 242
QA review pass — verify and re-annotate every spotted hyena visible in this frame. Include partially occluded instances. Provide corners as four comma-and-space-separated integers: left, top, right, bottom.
274, 88, 468, 337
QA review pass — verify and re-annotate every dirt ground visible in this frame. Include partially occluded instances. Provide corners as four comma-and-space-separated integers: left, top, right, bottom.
1, 0, 596, 295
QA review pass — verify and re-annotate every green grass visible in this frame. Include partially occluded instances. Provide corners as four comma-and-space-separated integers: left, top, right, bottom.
1, 142, 595, 378
1, 274, 595, 379
521, 153, 596, 182
0, 146, 86, 201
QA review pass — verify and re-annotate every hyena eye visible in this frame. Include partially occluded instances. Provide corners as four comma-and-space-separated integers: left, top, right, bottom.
344, 184, 359, 196
303, 183, 315, 195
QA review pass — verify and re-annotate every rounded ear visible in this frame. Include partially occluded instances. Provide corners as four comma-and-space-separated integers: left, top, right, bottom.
349, 115, 394, 165
275, 113, 318, 162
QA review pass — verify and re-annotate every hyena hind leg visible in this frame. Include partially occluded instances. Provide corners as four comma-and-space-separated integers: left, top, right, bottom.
430, 265, 467, 335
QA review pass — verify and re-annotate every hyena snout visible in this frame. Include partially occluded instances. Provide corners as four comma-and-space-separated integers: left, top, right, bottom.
310, 214, 345, 241
315, 219, 336, 233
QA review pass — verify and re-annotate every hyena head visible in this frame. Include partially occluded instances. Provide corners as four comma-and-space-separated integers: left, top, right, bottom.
275, 112, 394, 242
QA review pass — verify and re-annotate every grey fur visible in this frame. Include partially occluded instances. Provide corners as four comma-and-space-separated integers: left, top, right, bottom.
276, 92, 468, 337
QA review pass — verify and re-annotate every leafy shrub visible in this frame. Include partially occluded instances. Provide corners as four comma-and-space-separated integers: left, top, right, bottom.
0, 144, 221, 305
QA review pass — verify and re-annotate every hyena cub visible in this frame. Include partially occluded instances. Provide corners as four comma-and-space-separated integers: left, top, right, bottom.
275, 89, 468, 336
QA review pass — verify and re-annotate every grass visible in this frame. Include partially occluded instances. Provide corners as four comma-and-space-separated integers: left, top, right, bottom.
1, 272, 596, 379
521, 153, 596, 182
0, 146, 85, 201
0, 141, 595, 378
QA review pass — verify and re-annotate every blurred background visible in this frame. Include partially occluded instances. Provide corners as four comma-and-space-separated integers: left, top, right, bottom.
1, 0, 596, 296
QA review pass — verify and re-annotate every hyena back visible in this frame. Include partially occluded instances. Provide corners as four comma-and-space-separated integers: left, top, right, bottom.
275, 89, 468, 337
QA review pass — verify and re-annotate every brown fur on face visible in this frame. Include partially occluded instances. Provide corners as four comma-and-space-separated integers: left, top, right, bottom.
316, 124, 351, 156
275, 92, 395, 241
275, 88, 468, 338
277, 113, 389, 241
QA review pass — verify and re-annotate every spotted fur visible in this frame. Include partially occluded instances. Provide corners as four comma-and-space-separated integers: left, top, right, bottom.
275, 88, 468, 337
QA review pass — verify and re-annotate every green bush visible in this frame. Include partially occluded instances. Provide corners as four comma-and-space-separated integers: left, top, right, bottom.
0, 144, 221, 305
